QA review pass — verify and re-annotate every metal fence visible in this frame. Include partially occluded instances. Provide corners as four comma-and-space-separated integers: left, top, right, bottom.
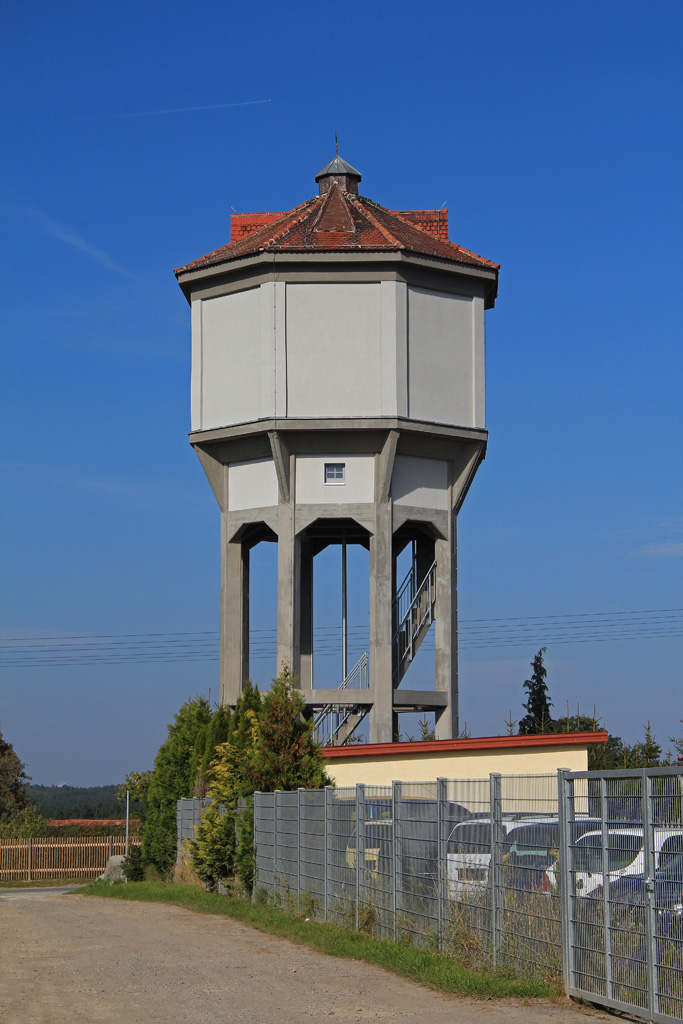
253, 774, 564, 973
560, 767, 683, 1023
177, 767, 683, 1023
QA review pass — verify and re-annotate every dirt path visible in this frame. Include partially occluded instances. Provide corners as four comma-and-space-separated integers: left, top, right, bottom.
0, 891, 614, 1024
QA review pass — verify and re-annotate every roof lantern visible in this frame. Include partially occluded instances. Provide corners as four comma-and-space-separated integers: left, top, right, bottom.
314, 154, 362, 195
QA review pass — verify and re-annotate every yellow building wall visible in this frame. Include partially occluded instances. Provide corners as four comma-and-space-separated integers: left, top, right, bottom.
325, 743, 588, 789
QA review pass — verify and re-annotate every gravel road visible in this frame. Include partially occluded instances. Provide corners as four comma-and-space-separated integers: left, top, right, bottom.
0, 890, 615, 1024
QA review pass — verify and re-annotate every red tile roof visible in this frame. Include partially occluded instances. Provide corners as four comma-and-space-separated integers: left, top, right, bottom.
175, 183, 498, 276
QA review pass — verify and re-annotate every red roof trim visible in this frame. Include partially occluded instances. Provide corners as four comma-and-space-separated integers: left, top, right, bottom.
322, 731, 608, 759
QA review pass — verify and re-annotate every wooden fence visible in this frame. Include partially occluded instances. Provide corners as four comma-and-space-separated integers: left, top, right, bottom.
0, 836, 134, 881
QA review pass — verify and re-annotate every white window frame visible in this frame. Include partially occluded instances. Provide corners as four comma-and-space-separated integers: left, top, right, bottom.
324, 462, 346, 485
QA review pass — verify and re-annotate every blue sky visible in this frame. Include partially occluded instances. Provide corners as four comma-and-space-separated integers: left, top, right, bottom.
1, 0, 681, 784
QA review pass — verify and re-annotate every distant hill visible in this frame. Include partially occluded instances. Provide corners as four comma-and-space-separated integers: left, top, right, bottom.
28, 784, 142, 819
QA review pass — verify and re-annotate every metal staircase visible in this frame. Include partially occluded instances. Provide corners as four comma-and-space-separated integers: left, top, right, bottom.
392, 557, 437, 687
313, 652, 370, 746
313, 554, 437, 745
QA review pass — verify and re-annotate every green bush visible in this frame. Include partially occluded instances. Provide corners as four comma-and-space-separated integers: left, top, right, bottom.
122, 844, 144, 882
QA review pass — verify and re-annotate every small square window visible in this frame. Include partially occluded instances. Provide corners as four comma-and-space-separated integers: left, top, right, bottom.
324, 463, 345, 484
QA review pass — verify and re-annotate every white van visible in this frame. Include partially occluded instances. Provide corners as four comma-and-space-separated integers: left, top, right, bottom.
545, 826, 683, 897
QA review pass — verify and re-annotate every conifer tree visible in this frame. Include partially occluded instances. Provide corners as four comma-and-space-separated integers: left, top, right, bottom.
192, 669, 330, 891
518, 648, 554, 735
0, 729, 30, 820
142, 696, 212, 874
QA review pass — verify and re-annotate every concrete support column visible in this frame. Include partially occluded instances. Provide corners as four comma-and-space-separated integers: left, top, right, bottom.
299, 535, 313, 693
369, 501, 395, 743
276, 494, 301, 680
434, 512, 458, 738
414, 533, 435, 587
220, 514, 249, 706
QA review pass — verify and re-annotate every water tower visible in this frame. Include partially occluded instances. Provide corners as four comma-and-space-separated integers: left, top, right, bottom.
175, 155, 498, 744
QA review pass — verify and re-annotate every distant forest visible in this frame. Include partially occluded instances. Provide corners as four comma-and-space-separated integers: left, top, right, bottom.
29, 784, 141, 819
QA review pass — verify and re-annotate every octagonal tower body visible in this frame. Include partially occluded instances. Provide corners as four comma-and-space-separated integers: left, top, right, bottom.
176, 159, 499, 743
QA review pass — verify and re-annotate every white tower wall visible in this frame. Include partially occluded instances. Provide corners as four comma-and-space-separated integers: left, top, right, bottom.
191, 277, 486, 433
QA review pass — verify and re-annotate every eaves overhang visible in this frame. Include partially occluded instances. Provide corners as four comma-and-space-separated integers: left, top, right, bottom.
188, 416, 489, 448
322, 731, 610, 759
176, 248, 498, 307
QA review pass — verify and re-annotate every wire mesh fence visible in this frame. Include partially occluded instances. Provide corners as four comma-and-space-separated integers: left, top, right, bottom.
560, 767, 683, 1024
179, 766, 683, 1021
253, 773, 565, 972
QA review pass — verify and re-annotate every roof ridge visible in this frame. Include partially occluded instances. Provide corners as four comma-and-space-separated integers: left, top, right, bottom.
310, 182, 338, 230
311, 181, 356, 233
360, 196, 499, 269
174, 197, 320, 272
257, 197, 320, 248
348, 194, 402, 248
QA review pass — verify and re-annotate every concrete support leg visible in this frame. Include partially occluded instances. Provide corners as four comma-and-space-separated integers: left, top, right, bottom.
299, 535, 313, 695
369, 502, 395, 743
220, 517, 249, 706
276, 501, 301, 681
434, 515, 458, 738
415, 533, 434, 587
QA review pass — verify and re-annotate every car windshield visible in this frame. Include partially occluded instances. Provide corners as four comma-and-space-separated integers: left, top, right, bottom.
575, 832, 643, 873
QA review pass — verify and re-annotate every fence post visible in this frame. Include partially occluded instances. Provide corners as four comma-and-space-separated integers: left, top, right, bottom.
274, 790, 280, 900
641, 770, 658, 1019
324, 786, 332, 922
557, 769, 573, 996
356, 784, 365, 932
437, 778, 447, 950
297, 788, 302, 909
392, 781, 401, 941
489, 773, 503, 965
599, 776, 613, 1002
27, 837, 32, 883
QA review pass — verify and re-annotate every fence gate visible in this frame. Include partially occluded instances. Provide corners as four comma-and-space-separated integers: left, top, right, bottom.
559, 767, 683, 1024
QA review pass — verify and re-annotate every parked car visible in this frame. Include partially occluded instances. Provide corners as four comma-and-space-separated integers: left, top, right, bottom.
503, 818, 614, 893
446, 815, 556, 896
592, 833, 683, 938
545, 826, 683, 898
447, 816, 614, 897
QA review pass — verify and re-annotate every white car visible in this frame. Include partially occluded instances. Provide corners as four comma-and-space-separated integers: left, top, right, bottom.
545, 826, 683, 897
446, 816, 554, 897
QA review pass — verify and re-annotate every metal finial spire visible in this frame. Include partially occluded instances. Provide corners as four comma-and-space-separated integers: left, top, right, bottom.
335, 130, 338, 156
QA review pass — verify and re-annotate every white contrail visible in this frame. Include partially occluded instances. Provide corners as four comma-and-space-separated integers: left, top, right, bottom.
7, 203, 137, 280
87, 98, 272, 119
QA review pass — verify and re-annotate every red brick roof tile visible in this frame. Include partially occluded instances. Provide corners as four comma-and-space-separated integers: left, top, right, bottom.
175, 183, 498, 275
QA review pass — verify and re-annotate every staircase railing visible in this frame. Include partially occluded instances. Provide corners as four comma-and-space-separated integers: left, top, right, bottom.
392, 559, 437, 685
313, 652, 370, 746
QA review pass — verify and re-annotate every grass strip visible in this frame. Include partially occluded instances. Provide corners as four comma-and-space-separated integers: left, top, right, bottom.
0, 877, 90, 888
74, 881, 559, 1001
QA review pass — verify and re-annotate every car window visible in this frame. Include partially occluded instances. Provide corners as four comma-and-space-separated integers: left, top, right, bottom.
575, 832, 643, 873
505, 824, 559, 858
658, 835, 683, 872
449, 823, 491, 854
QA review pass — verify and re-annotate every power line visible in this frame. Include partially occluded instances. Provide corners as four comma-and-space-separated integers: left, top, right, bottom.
0, 607, 680, 671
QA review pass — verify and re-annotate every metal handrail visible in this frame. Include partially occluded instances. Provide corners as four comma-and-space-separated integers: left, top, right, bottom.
313, 652, 369, 732
392, 560, 437, 683
394, 563, 416, 625
315, 703, 368, 746
393, 560, 436, 637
